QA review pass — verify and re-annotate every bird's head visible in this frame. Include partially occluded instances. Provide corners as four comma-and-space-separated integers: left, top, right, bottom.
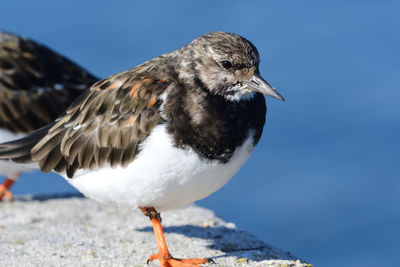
181, 32, 284, 102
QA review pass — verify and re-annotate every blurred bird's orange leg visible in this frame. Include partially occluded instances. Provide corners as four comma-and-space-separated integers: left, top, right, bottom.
0, 175, 19, 201
140, 207, 212, 267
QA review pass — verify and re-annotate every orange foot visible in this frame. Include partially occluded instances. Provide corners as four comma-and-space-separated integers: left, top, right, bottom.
0, 178, 16, 201
148, 253, 212, 267
139, 207, 213, 267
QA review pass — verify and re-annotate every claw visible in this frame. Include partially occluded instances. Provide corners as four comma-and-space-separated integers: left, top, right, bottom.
148, 253, 211, 266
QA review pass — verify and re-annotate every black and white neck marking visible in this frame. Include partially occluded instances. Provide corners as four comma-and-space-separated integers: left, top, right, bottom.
216, 83, 256, 102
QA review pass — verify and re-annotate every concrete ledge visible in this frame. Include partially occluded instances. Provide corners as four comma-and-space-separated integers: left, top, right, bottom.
0, 194, 311, 266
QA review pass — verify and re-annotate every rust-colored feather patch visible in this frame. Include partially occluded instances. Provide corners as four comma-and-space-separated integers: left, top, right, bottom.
129, 82, 142, 98
121, 114, 138, 127
146, 95, 157, 108
141, 77, 152, 84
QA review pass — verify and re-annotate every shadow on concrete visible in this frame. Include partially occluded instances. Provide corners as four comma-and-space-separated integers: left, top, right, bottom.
137, 225, 294, 262
14, 192, 84, 202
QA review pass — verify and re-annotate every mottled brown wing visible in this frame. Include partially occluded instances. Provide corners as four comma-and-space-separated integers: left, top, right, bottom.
30, 72, 170, 178
0, 31, 99, 133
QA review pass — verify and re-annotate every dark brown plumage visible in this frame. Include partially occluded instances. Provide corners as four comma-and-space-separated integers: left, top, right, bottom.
0, 31, 99, 133
33, 74, 170, 177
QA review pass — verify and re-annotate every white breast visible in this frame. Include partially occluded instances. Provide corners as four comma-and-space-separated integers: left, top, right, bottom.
67, 124, 255, 211
0, 128, 35, 178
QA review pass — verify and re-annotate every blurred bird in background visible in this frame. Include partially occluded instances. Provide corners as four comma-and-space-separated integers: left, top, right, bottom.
0, 31, 99, 201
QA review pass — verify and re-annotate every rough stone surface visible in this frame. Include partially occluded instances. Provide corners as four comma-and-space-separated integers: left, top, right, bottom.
0, 194, 311, 266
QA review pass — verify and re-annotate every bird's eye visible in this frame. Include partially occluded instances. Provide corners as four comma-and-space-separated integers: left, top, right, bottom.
221, 60, 232, 69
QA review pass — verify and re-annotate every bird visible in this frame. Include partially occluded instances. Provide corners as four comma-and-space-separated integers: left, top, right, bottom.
0, 32, 284, 266
0, 31, 99, 201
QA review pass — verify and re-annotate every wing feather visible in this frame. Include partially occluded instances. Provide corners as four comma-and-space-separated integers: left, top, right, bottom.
0, 42, 172, 178
29, 72, 171, 177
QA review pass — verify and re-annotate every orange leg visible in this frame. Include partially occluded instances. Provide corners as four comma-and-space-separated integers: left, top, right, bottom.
140, 207, 212, 267
0, 177, 17, 201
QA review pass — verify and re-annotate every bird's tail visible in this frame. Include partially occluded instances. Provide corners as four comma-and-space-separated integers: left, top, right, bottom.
0, 124, 52, 163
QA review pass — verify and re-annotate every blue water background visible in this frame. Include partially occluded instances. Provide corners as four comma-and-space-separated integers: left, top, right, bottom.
1, 1, 399, 266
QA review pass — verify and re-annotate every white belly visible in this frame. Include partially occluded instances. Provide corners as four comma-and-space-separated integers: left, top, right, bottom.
0, 128, 35, 178
67, 124, 255, 211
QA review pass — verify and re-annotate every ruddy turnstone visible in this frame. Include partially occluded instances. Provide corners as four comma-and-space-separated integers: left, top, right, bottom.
0, 32, 284, 266
0, 31, 99, 200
